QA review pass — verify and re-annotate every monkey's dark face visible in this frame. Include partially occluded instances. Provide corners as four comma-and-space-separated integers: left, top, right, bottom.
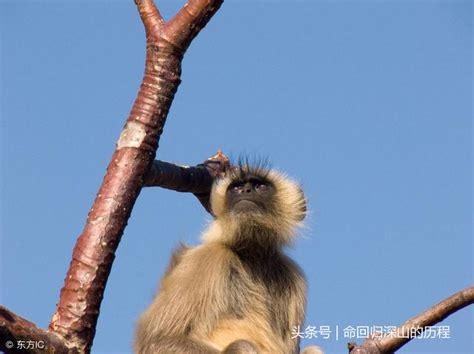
226, 174, 275, 214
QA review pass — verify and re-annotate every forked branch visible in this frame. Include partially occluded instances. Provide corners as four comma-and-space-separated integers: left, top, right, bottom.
44, 0, 223, 352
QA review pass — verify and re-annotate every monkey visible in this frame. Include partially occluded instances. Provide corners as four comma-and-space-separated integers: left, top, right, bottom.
135, 161, 323, 354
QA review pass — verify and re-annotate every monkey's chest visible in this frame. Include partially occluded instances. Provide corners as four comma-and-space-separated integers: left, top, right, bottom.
201, 271, 294, 353
225, 260, 296, 330
191, 256, 299, 353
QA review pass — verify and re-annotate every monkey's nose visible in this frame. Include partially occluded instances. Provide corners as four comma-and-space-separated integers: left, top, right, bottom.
243, 183, 253, 193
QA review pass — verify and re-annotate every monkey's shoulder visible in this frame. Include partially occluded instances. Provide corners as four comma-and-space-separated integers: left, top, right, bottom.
163, 242, 190, 277
162, 242, 236, 282
279, 253, 306, 283
162, 243, 305, 297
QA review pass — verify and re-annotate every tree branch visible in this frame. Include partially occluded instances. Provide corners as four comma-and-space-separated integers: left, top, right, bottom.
47, 1, 224, 352
135, 0, 164, 37
0, 306, 70, 354
164, 0, 224, 50
143, 151, 229, 193
144, 150, 230, 213
349, 286, 474, 354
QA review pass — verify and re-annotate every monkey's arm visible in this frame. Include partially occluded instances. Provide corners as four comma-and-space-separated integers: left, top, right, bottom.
135, 244, 234, 353
282, 256, 308, 354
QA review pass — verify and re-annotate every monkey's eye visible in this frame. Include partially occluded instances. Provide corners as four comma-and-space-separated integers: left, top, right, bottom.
255, 183, 269, 192
230, 182, 244, 192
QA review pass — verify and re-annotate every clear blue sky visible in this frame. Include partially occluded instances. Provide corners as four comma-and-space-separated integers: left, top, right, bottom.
1, 1, 472, 353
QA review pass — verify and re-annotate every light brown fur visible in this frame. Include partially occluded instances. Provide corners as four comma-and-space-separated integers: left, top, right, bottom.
135, 166, 311, 354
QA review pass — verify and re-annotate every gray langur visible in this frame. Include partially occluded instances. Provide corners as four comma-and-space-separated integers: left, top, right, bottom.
135, 162, 322, 354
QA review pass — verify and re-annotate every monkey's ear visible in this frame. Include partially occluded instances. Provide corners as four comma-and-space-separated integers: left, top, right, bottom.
296, 187, 307, 222
209, 174, 230, 219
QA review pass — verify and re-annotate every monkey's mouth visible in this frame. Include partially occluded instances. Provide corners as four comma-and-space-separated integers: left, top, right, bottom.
233, 199, 265, 211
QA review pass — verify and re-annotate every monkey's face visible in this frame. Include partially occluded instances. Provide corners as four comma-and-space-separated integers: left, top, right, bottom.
225, 174, 275, 215
208, 163, 306, 245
